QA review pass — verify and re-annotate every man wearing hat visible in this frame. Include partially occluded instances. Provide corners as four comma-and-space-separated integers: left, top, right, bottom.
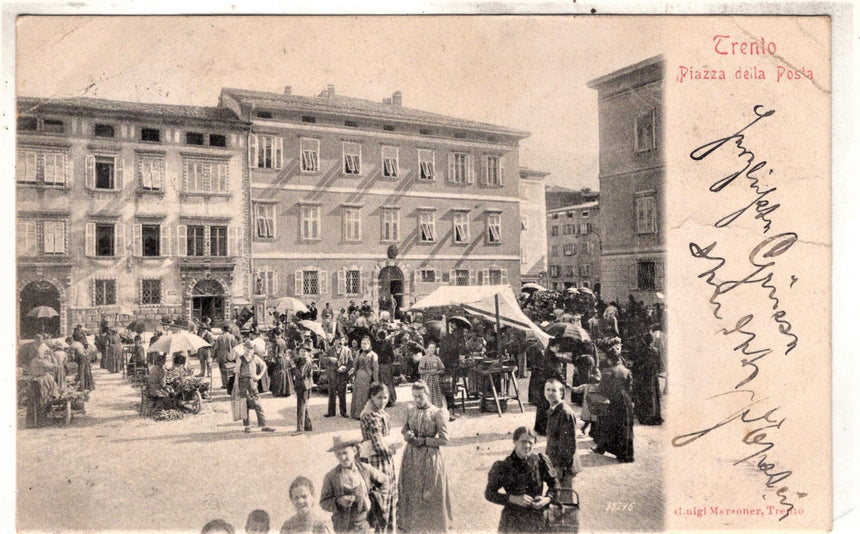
320, 434, 390, 533
234, 340, 276, 433
196, 317, 214, 378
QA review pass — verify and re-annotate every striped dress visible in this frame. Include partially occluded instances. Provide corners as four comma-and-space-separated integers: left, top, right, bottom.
418, 354, 446, 410
359, 402, 397, 530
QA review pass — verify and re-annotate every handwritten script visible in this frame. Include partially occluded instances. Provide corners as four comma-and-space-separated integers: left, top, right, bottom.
673, 105, 801, 521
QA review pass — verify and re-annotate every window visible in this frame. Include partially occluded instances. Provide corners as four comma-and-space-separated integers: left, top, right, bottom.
210, 226, 228, 257
420, 270, 437, 283
139, 157, 165, 191
567, 212, 574, 218
563, 243, 574, 256
302, 270, 319, 295
344, 120, 358, 128
381, 208, 400, 242
636, 194, 657, 234
487, 269, 502, 285
18, 117, 37, 131
551, 245, 559, 257
250, 134, 283, 169
454, 269, 470, 286
94, 279, 117, 306
579, 265, 591, 277
551, 225, 559, 237
635, 109, 656, 152
579, 222, 590, 234
43, 221, 66, 255
141, 225, 161, 256
141, 128, 161, 143
95, 224, 115, 256
343, 142, 361, 175
255, 270, 276, 295
383, 125, 395, 132
17, 150, 67, 186
381, 145, 399, 177
447, 152, 473, 184
343, 208, 361, 242
255, 204, 276, 238
549, 265, 561, 278
256, 111, 273, 119
141, 279, 162, 305
565, 265, 575, 277
43, 119, 65, 134
587, 242, 596, 255
487, 213, 502, 243
418, 211, 436, 242
637, 261, 656, 290
300, 138, 320, 173
453, 211, 470, 243
301, 205, 321, 240
552, 213, 559, 220
186, 132, 205, 145
563, 224, 573, 236
301, 116, 316, 123
417, 149, 435, 180
419, 128, 432, 136
345, 270, 361, 295
94, 124, 115, 138
482, 155, 504, 186
582, 281, 590, 288
581, 210, 589, 218
95, 156, 116, 189
183, 160, 229, 194
209, 134, 227, 147
187, 226, 206, 256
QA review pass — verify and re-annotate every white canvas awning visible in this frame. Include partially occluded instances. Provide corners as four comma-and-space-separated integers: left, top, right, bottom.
410, 285, 552, 347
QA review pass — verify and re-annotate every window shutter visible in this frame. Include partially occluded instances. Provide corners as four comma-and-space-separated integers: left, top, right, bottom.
447, 153, 455, 183
435, 269, 442, 284
176, 225, 187, 256
342, 211, 348, 241
272, 271, 279, 296
466, 155, 475, 184
133, 224, 142, 257
64, 155, 71, 186
501, 268, 509, 286
249, 135, 258, 168
181, 161, 190, 192
360, 271, 369, 296
482, 268, 489, 286
160, 224, 172, 256
85, 155, 95, 189
115, 157, 124, 189
481, 156, 488, 185
449, 269, 457, 286
655, 261, 664, 290
275, 137, 284, 169
337, 270, 346, 295
499, 157, 505, 185
227, 226, 236, 256
295, 270, 304, 296
235, 226, 244, 257
115, 223, 126, 256
85, 222, 95, 256
629, 264, 639, 290
469, 270, 477, 286
319, 271, 328, 295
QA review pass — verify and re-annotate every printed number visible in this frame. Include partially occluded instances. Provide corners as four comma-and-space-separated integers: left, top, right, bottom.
605, 502, 636, 511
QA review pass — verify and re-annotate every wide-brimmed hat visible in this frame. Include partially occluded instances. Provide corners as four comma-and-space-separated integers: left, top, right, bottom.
327, 435, 362, 452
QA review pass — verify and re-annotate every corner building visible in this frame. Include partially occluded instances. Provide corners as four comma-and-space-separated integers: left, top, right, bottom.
16, 97, 250, 337
219, 86, 529, 313
587, 57, 665, 305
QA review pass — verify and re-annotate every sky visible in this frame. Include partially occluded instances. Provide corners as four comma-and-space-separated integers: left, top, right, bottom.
16, 16, 666, 190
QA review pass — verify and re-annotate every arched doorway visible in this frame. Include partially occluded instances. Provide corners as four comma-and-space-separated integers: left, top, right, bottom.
20, 281, 61, 339
191, 279, 225, 323
378, 266, 404, 315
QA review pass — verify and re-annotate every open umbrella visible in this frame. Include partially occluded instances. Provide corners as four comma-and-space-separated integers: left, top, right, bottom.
127, 318, 158, 334
148, 331, 211, 355
27, 306, 59, 334
271, 296, 310, 315
298, 320, 327, 339
521, 283, 547, 292
448, 316, 472, 330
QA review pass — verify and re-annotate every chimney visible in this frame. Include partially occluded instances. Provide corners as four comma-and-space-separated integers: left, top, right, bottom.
283, 86, 292, 96
392, 91, 402, 106
327, 84, 335, 98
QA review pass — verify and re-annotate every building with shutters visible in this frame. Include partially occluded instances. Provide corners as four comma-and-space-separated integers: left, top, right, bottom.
546, 201, 601, 293
518, 167, 549, 286
587, 56, 665, 304
218, 85, 529, 316
15, 97, 250, 337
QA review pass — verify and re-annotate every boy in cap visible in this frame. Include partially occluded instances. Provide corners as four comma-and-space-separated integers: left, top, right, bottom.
234, 340, 276, 433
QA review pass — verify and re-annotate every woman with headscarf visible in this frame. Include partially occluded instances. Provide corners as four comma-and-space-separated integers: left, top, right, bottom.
350, 336, 378, 420
359, 383, 398, 533
397, 381, 453, 533
417, 342, 446, 410
592, 338, 635, 463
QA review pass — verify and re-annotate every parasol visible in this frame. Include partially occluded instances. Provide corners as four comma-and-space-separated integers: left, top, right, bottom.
521, 283, 547, 293
298, 320, 327, 339
448, 316, 472, 330
271, 296, 310, 315
147, 331, 211, 355
27, 306, 59, 334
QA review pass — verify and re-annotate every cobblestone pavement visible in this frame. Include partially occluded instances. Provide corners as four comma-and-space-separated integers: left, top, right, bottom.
17, 365, 664, 533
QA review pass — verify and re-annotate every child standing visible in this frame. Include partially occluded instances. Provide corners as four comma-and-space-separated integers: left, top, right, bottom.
292, 346, 314, 434
280, 476, 334, 534
571, 368, 602, 437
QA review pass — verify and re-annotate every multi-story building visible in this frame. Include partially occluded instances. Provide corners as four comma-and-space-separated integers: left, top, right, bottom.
545, 185, 599, 211
546, 201, 601, 293
16, 97, 251, 337
587, 56, 665, 304
518, 167, 549, 286
218, 85, 529, 315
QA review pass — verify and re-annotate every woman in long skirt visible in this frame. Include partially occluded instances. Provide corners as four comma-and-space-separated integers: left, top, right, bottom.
360, 383, 398, 533
417, 342, 446, 410
270, 336, 293, 397
103, 330, 122, 373
71, 339, 95, 391
592, 339, 635, 463
351, 336, 379, 419
398, 381, 453, 533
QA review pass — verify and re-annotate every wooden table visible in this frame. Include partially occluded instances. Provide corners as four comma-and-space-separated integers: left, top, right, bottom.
474, 365, 524, 417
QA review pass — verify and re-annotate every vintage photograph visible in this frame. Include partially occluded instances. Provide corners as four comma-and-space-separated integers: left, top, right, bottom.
12, 12, 833, 534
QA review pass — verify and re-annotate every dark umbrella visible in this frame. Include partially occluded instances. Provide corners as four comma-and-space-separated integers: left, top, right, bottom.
448, 316, 472, 330
27, 306, 59, 334
127, 318, 157, 334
